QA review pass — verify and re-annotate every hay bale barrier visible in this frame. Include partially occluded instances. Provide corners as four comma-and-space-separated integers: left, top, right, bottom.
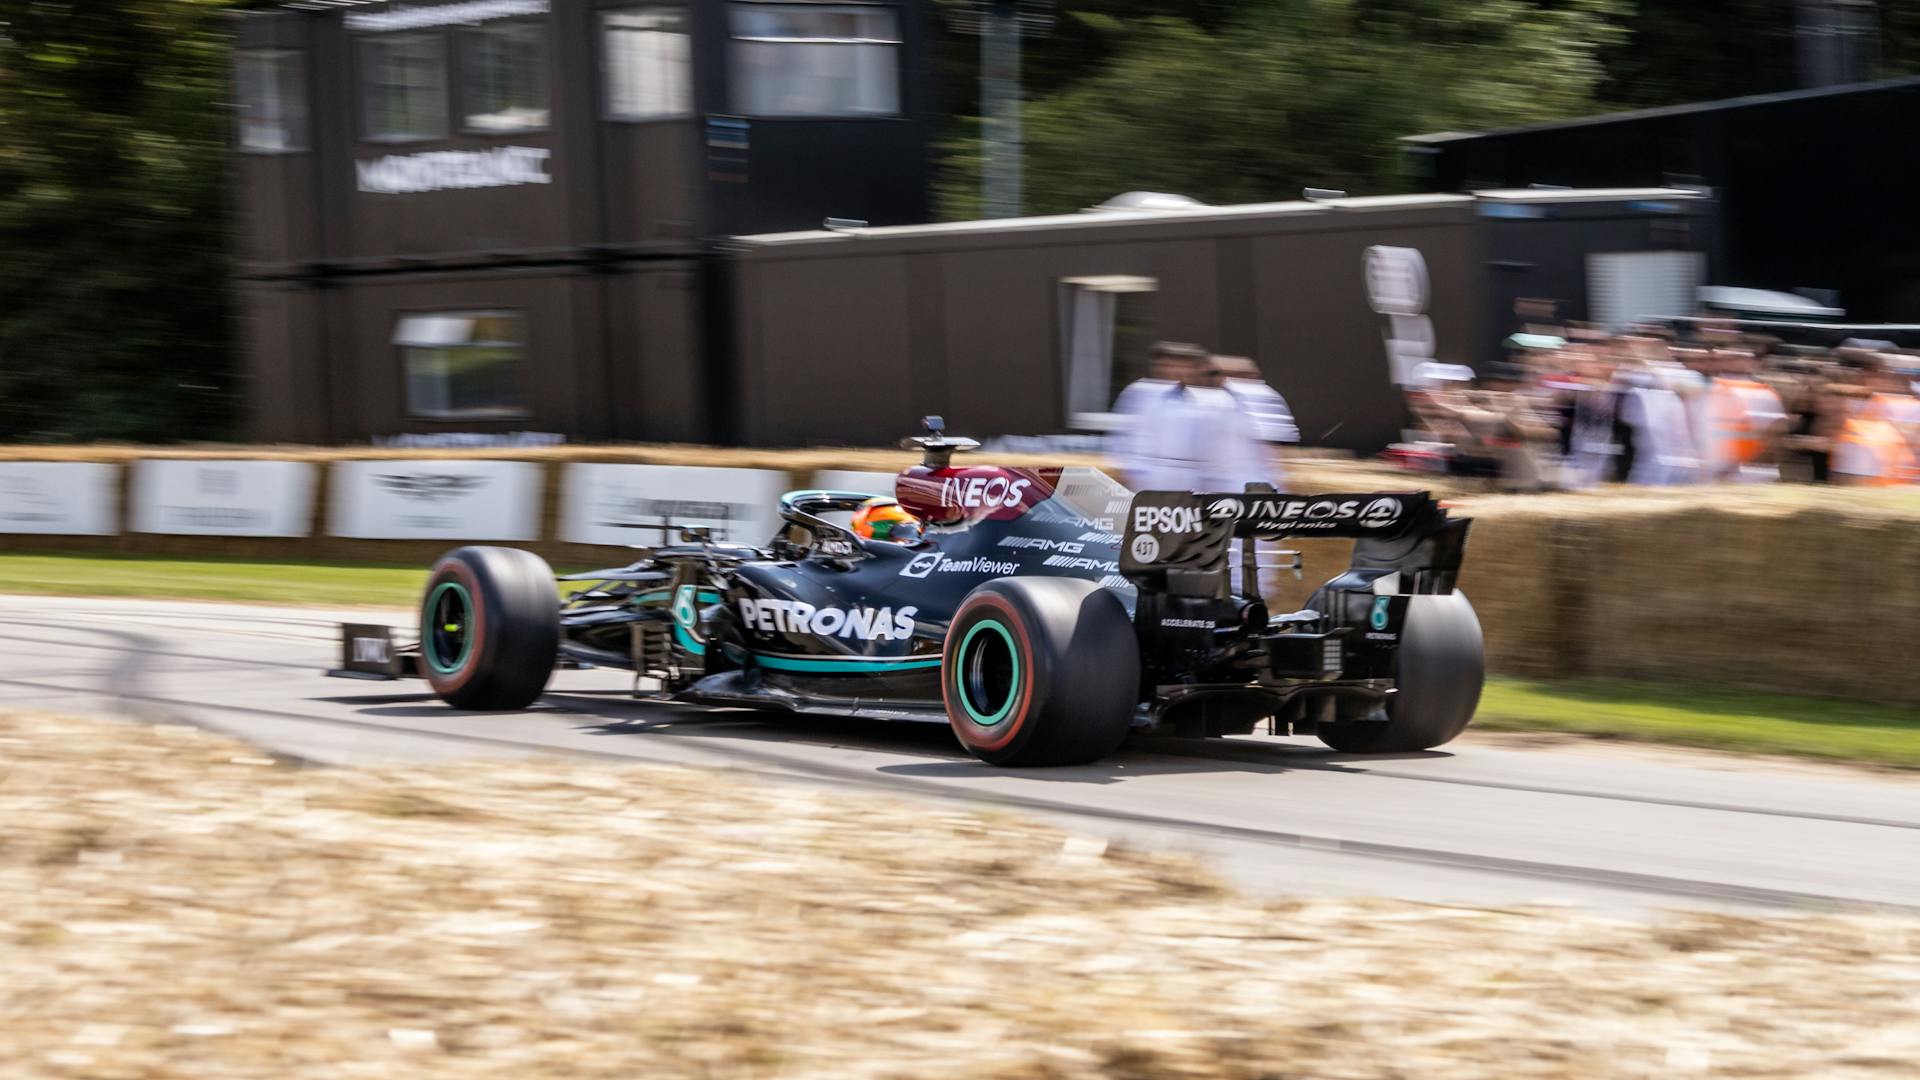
2, 709, 1917, 1078
1453, 487, 1920, 705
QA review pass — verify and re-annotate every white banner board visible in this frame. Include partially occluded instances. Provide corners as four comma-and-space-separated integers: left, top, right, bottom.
0, 462, 117, 536
329, 460, 542, 541
811, 470, 898, 499
560, 464, 788, 548
131, 459, 316, 537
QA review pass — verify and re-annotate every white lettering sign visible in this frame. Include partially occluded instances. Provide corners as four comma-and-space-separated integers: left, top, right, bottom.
1132, 505, 1202, 535
1206, 495, 1408, 533
357, 146, 552, 195
0, 463, 117, 536
346, 0, 548, 33
560, 464, 785, 548
131, 460, 316, 538
328, 460, 542, 540
939, 475, 1033, 509
739, 598, 918, 642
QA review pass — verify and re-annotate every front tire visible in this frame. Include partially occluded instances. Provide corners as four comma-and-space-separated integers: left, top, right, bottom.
421, 546, 560, 710
1319, 592, 1484, 753
943, 578, 1140, 767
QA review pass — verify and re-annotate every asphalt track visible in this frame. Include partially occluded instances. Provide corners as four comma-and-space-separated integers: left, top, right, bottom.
2, 594, 1916, 915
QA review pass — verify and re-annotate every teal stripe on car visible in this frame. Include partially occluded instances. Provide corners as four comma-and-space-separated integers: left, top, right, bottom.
753, 654, 943, 674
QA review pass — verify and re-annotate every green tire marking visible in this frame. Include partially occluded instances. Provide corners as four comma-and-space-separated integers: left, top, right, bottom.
953, 618, 1020, 728
423, 581, 475, 676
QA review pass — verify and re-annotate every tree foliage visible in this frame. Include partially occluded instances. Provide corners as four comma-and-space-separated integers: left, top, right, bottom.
935, 0, 1920, 218
941, 0, 1627, 216
0, 0, 241, 442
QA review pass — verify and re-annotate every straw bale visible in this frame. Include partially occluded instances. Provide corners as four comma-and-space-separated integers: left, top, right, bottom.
3, 709, 1918, 1079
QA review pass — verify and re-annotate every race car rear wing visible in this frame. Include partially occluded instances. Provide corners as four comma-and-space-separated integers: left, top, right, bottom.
1119, 490, 1471, 600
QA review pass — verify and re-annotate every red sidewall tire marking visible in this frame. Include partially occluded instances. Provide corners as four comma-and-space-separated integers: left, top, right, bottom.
943, 593, 1037, 755
424, 558, 489, 696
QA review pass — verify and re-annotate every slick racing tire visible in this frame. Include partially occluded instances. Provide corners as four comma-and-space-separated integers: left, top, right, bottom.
420, 546, 560, 711
943, 578, 1140, 767
1319, 591, 1484, 754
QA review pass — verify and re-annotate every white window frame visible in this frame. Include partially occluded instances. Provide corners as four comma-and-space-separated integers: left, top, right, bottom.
236, 48, 309, 154
1058, 275, 1158, 432
359, 31, 450, 144
396, 311, 531, 421
459, 17, 552, 134
602, 6, 694, 121
727, 2, 903, 118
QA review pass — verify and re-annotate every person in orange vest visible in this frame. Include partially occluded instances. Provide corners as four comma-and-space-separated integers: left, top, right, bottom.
1703, 347, 1789, 484
1841, 359, 1920, 485
1832, 381, 1918, 486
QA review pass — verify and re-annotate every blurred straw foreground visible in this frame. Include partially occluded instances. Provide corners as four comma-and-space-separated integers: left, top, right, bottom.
2, 709, 1917, 1079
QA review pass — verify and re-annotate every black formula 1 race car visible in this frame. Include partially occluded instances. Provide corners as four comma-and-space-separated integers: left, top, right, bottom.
336, 421, 1484, 766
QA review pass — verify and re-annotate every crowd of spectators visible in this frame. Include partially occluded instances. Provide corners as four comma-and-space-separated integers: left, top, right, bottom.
1395, 325, 1920, 491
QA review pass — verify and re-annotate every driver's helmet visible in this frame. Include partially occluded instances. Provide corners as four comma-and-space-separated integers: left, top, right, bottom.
850, 498, 923, 543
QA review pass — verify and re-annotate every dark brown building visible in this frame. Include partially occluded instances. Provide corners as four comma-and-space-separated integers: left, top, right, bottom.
235, 0, 934, 444
729, 189, 1714, 452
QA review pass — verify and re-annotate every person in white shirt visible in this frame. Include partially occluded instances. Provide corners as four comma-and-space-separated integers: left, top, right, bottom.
1109, 341, 1205, 477
1216, 355, 1301, 446
1615, 365, 1700, 486
1123, 351, 1268, 495
1216, 354, 1297, 493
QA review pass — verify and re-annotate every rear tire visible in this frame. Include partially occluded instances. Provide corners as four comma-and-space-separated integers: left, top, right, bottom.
943, 578, 1140, 766
421, 546, 560, 710
1318, 592, 1483, 754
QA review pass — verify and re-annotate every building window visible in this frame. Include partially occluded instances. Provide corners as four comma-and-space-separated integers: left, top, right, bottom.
1058, 276, 1157, 429
396, 312, 528, 419
1587, 251, 1706, 332
604, 8, 693, 120
236, 49, 308, 153
360, 32, 448, 142
728, 3, 901, 118
461, 19, 550, 132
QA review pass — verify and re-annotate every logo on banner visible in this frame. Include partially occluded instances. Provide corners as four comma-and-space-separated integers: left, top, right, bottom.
0, 476, 62, 524
1207, 497, 1245, 521
375, 474, 488, 503
195, 468, 239, 497
357, 146, 553, 195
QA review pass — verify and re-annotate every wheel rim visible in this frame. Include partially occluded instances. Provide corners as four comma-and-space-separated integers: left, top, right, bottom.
424, 581, 476, 676
954, 619, 1020, 727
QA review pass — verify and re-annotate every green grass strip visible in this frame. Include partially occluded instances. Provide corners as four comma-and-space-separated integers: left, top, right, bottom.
0, 552, 432, 607
1478, 677, 1920, 769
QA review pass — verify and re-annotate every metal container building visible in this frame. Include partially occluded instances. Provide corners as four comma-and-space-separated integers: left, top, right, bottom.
234, 0, 934, 443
